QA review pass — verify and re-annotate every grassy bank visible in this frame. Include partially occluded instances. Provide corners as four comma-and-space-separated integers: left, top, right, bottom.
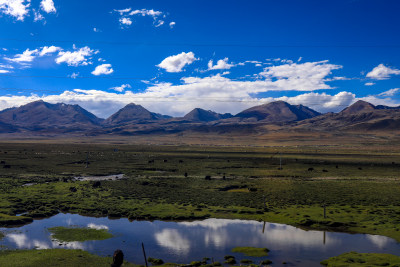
321, 252, 400, 266
0, 249, 137, 267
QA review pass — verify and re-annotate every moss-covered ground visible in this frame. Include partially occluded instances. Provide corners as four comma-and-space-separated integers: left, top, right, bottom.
321, 252, 400, 266
0, 249, 138, 267
48, 226, 113, 242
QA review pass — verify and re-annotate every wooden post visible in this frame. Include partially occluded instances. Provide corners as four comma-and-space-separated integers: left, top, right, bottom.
323, 231, 326, 245
262, 221, 266, 234
142, 242, 148, 267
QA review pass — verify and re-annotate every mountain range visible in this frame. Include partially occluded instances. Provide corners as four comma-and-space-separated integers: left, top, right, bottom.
0, 99, 399, 136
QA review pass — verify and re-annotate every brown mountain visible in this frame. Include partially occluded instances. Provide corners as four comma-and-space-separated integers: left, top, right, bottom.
295, 100, 400, 131
0, 100, 102, 131
234, 101, 320, 122
103, 103, 170, 125
183, 108, 233, 122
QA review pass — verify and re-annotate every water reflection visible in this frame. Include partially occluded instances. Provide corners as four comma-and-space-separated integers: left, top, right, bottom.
6, 233, 85, 250
154, 229, 191, 254
0, 214, 399, 267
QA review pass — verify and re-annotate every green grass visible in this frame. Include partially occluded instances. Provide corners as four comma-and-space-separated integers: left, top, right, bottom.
321, 252, 400, 266
231, 247, 269, 257
48, 226, 113, 242
0, 249, 138, 267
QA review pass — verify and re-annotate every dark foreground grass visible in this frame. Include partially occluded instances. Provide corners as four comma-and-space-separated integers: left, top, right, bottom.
321, 252, 400, 266
231, 247, 269, 257
48, 226, 113, 242
0, 249, 138, 267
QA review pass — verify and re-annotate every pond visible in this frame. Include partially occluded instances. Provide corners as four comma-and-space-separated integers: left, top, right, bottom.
1, 213, 399, 266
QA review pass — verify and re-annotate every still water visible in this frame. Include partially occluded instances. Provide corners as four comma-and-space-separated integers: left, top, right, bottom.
1, 213, 399, 266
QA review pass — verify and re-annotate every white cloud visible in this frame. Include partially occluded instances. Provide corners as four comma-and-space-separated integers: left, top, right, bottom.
5, 48, 38, 63
0, 69, 10, 73
33, 9, 44, 21
110, 84, 131, 92
119, 17, 132, 26
93, 27, 101, 32
366, 64, 400, 80
157, 52, 197, 73
378, 88, 399, 97
129, 9, 162, 17
40, 0, 55, 13
0, 0, 30, 21
114, 7, 131, 15
114, 8, 167, 28
208, 58, 235, 70
56, 46, 94, 67
69, 72, 79, 79
39, 45, 61, 56
91, 63, 113, 76
169, 21, 175, 28
154, 20, 164, 27
365, 82, 375, 86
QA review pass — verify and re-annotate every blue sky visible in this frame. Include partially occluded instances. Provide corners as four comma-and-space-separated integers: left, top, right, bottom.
0, 0, 400, 118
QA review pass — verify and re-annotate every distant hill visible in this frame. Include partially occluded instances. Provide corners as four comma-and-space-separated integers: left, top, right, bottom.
235, 101, 320, 122
103, 103, 170, 125
183, 108, 233, 122
0, 99, 399, 136
295, 100, 400, 131
0, 100, 102, 131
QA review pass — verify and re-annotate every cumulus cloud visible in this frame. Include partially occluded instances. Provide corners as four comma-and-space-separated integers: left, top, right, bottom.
208, 58, 236, 70
0, 0, 56, 21
157, 52, 197, 73
91, 63, 113, 75
39, 45, 61, 56
93, 27, 101, 32
5, 48, 38, 63
56, 46, 94, 67
169, 21, 176, 28
110, 84, 131, 92
0, 0, 30, 21
366, 64, 400, 80
365, 82, 375, 86
40, 0, 55, 13
1, 88, 399, 119
119, 17, 132, 26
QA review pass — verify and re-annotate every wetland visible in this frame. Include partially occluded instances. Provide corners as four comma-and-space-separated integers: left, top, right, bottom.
0, 141, 400, 265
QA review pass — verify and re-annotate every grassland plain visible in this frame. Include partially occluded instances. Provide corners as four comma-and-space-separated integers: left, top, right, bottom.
0, 141, 400, 264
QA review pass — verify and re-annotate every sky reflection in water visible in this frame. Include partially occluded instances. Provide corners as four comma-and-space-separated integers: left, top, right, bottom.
0, 214, 399, 267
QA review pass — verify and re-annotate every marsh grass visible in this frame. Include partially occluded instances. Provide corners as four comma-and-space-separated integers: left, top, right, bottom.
321, 252, 400, 266
48, 226, 113, 242
231, 247, 269, 257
